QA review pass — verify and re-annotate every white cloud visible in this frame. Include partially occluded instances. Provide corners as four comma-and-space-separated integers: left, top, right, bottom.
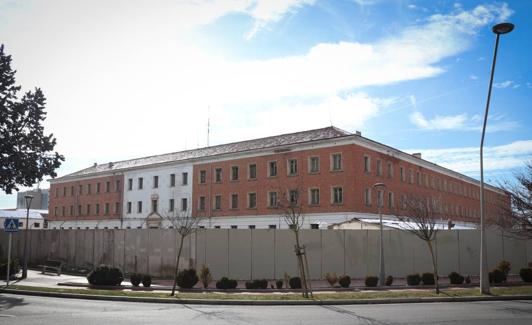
407, 140, 532, 175
410, 111, 518, 132
469, 74, 478, 80
494, 80, 513, 88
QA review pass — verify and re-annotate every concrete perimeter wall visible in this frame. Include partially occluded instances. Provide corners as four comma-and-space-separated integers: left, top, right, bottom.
0, 229, 530, 280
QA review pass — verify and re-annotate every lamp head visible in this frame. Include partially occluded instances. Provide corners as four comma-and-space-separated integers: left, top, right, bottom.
492, 22, 514, 35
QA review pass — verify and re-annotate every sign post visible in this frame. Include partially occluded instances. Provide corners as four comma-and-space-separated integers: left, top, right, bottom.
4, 218, 19, 286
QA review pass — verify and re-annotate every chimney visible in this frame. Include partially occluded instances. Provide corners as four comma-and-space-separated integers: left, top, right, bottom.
412, 153, 422, 159
108, 162, 114, 168
93, 163, 97, 167
355, 130, 362, 136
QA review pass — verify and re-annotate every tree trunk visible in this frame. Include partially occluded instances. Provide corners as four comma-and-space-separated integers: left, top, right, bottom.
294, 230, 309, 298
427, 240, 440, 294
171, 234, 185, 296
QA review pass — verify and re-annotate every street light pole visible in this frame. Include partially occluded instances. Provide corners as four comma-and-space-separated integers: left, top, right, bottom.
22, 194, 34, 279
479, 22, 514, 295
373, 182, 386, 287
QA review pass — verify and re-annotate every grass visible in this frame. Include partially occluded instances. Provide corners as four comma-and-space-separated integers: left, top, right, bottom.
3, 285, 532, 301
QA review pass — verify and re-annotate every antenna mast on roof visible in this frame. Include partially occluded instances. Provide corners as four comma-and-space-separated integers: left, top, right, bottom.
207, 105, 210, 147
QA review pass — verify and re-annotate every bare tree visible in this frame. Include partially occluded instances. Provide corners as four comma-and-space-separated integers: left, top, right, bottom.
396, 195, 441, 294
498, 162, 532, 238
277, 187, 313, 298
163, 209, 204, 296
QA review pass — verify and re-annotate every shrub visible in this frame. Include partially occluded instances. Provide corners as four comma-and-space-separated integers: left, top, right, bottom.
365, 276, 378, 287
338, 275, 351, 288
129, 273, 142, 287
289, 277, 302, 289
0, 259, 20, 277
199, 265, 212, 289
142, 274, 152, 287
498, 260, 511, 276
276, 279, 283, 289
87, 265, 124, 286
422, 272, 435, 285
385, 275, 394, 286
216, 277, 238, 290
325, 272, 338, 287
406, 273, 421, 286
489, 269, 506, 284
465, 275, 471, 284
519, 268, 532, 283
448, 271, 464, 285
256, 279, 268, 289
245, 281, 255, 289
177, 269, 199, 289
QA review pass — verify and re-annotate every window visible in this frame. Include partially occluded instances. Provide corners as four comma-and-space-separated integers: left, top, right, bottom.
215, 168, 222, 183
331, 153, 342, 171
105, 203, 110, 215
62, 206, 65, 216
231, 166, 239, 181
231, 194, 238, 209
310, 224, 319, 230
269, 225, 277, 229
231, 225, 238, 229
417, 172, 421, 186
214, 225, 221, 229
86, 204, 91, 214
409, 169, 414, 184
400, 167, 405, 182
364, 188, 371, 206
78, 204, 82, 215
182, 172, 188, 185
137, 201, 143, 213
388, 192, 394, 208
269, 161, 277, 177
401, 195, 407, 210
79, 185, 83, 195
332, 187, 343, 204
87, 184, 91, 194
309, 156, 320, 173
70, 205, 74, 216
181, 198, 188, 211
376, 160, 382, 176
248, 192, 257, 209
248, 164, 257, 179
268, 192, 278, 208
310, 188, 320, 205
169, 199, 174, 212
115, 202, 120, 213
95, 204, 100, 215
138, 177, 143, 189
289, 190, 299, 205
387, 162, 393, 178
55, 187, 59, 197
54, 207, 58, 216
71, 186, 75, 196
116, 180, 121, 192
377, 189, 384, 207
199, 196, 206, 211
151, 199, 158, 213
153, 175, 159, 188
105, 181, 110, 192
170, 174, 176, 187
248, 225, 256, 229
127, 202, 132, 214
214, 195, 222, 210
200, 170, 206, 184
288, 159, 298, 176
364, 155, 371, 173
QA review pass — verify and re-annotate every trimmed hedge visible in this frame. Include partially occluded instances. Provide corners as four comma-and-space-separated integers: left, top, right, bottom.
519, 268, 532, 283
0, 259, 20, 277
289, 277, 302, 289
385, 275, 394, 286
216, 277, 238, 290
448, 271, 465, 285
365, 276, 378, 287
142, 274, 152, 287
422, 272, 435, 285
87, 265, 124, 286
177, 269, 199, 289
129, 273, 142, 287
489, 269, 506, 284
276, 279, 283, 289
406, 273, 421, 286
339, 275, 351, 288
244, 279, 268, 289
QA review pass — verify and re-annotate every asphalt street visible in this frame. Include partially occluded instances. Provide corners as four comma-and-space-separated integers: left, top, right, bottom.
1, 294, 532, 324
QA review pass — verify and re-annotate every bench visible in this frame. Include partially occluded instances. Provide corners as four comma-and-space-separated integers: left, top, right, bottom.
38, 259, 63, 276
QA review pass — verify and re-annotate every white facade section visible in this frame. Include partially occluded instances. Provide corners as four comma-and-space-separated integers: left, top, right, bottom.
121, 163, 193, 229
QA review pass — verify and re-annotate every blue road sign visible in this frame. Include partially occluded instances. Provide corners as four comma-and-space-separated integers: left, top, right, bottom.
4, 218, 19, 233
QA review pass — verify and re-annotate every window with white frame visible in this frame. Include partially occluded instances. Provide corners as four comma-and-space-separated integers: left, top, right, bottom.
215, 168, 222, 183
169, 199, 174, 212
364, 155, 371, 173
309, 188, 320, 205
289, 189, 299, 205
269, 161, 277, 177
376, 159, 382, 176
231, 166, 239, 181
181, 198, 187, 211
248, 192, 257, 209
387, 162, 393, 178
231, 194, 238, 209
248, 164, 257, 179
199, 170, 206, 184
388, 192, 394, 208
170, 174, 176, 187
332, 186, 343, 204
331, 153, 342, 171
288, 159, 298, 176
364, 187, 371, 206
309, 156, 320, 173
214, 195, 221, 210
268, 191, 278, 208
199, 196, 206, 211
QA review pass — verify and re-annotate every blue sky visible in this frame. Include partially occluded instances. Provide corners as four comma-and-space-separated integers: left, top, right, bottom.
0, 0, 531, 208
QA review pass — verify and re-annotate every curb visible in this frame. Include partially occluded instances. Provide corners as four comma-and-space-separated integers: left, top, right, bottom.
2, 288, 532, 305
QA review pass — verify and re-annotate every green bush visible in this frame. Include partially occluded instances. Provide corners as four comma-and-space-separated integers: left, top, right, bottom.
489, 269, 506, 284
448, 271, 464, 285
276, 279, 283, 289
498, 260, 511, 276
87, 265, 124, 286
0, 259, 20, 277
244, 279, 268, 289
365, 276, 378, 287
338, 275, 351, 288
177, 269, 199, 289
422, 272, 435, 285
385, 275, 394, 286
465, 275, 471, 284
289, 277, 302, 289
216, 277, 238, 290
142, 274, 152, 287
406, 273, 421, 286
519, 268, 532, 283
129, 273, 142, 287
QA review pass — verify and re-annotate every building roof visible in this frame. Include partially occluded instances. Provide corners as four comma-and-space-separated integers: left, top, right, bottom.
0, 209, 45, 220
54, 126, 350, 181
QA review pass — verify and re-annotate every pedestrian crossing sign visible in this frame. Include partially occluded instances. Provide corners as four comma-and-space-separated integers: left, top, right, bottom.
4, 218, 19, 232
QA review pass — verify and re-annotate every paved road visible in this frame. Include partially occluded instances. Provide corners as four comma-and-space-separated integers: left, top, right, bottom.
1, 294, 532, 324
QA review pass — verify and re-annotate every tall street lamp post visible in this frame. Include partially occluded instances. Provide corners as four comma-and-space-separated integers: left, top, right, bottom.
22, 194, 34, 279
479, 22, 514, 295
373, 182, 386, 286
